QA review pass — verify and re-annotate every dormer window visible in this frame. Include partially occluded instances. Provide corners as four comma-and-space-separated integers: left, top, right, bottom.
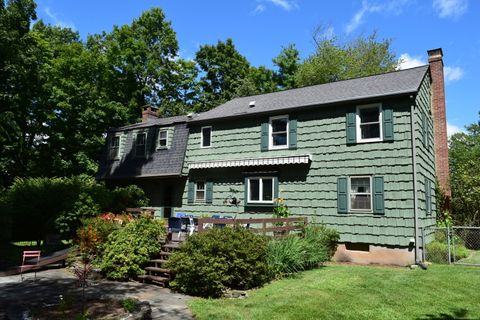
109, 135, 121, 160
135, 133, 146, 157
158, 130, 168, 149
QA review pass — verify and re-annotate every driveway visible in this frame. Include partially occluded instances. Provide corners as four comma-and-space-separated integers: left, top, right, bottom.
0, 268, 193, 319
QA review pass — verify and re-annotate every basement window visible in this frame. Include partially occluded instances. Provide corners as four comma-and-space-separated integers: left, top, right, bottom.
345, 242, 370, 252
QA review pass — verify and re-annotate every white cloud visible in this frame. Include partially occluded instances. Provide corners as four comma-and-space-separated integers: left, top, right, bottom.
345, 0, 410, 34
44, 7, 76, 30
444, 66, 464, 82
252, 4, 266, 14
433, 0, 468, 19
264, 0, 298, 11
398, 53, 426, 70
447, 122, 464, 137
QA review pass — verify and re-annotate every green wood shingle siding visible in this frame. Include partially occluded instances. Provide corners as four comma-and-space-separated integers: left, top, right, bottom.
414, 73, 437, 245
181, 93, 422, 247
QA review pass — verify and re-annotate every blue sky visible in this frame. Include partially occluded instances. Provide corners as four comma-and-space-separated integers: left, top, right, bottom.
35, 0, 479, 134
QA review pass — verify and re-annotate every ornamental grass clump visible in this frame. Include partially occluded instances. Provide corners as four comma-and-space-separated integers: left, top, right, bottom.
167, 227, 273, 297
267, 224, 339, 277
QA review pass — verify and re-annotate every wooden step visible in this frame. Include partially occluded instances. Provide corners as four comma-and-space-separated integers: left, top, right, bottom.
150, 258, 168, 265
159, 251, 172, 256
137, 274, 169, 286
163, 243, 180, 250
145, 266, 170, 274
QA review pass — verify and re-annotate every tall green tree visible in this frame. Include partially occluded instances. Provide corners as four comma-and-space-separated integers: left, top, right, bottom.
235, 66, 278, 98
295, 31, 398, 87
0, 0, 44, 186
31, 22, 130, 177
273, 44, 300, 89
449, 114, 480, 226
89, 8, 181, 121
195, 38, 251, 111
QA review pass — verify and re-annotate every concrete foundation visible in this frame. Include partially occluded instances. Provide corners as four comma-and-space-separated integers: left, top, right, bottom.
333, 243, 416, 266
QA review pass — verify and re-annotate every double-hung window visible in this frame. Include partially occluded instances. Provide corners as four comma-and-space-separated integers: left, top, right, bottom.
349, 176, 372, 212
135, 133, 146, 157
201, 126, 212, 148
356, 104, 382, 142
247, 177, 274, 204
158, 130, 168, 148
109, 135, 120, 160
269, 116, 288, 149
195, 181, 205, 202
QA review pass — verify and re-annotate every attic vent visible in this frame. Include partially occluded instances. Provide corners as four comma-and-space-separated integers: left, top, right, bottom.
249, 100, 256, 108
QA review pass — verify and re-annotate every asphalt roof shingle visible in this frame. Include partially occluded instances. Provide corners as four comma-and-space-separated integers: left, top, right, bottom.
191, 65, 429, 123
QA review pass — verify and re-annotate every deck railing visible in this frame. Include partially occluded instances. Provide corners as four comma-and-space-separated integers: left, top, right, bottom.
197, 216, 308, 237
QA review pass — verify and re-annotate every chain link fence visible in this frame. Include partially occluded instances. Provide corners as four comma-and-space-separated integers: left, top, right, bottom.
423, 226, 480, 266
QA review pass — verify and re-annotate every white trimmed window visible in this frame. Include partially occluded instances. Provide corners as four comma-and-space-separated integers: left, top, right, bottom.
158, 130, 168, 149
356, 104, 382, 143
109, 135, 121, 160
349, 176, 372, 212
247, 177, 274, 204
201, 126, 212, 148
195, 181, 205, 202
269, 115, 289, 149
135, 133, 146, 157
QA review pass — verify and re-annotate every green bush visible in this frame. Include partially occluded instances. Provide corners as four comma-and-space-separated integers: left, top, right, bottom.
2, 176, 149, 241
97, 217, 166, 280
426, 240, 469, 264
168, 227, 273, 297
267, 224, 339, 277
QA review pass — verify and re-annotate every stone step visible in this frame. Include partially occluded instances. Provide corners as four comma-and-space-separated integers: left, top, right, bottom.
145, 266, 170, 274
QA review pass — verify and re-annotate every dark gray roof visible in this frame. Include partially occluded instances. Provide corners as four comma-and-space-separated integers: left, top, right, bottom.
97, 123, 188, 179
110, 115, 189, 132
191, 65, 429, 123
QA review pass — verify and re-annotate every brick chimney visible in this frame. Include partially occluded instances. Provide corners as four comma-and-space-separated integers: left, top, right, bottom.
428, 48, 450, 197
142, 105, 158, 122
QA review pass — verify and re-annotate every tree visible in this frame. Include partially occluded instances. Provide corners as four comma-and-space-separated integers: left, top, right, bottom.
449, 114, 480, 226
89, 8, 182, 122
0, 0, 42, 186
295, 31, 398, 87
234, 66, 278, 98
195, 38, 251, 111
273, 44, 300, 89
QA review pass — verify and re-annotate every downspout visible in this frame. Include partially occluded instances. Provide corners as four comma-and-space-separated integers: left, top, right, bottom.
410, 96, 427, 269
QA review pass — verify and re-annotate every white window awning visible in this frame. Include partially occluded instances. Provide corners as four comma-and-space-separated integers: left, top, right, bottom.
188, 154, 311, 170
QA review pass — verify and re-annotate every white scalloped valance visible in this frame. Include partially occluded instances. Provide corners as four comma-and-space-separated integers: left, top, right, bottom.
188, 155, 311, 170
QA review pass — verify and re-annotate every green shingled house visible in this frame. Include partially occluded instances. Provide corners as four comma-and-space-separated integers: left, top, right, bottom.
98, 48, 450, 265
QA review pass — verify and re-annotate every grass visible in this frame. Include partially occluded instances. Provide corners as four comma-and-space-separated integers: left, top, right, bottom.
189, 264, 480, 320
457, 250, 480, 265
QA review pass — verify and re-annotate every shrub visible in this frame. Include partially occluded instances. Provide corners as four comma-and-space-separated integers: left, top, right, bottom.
2, 176, 149, 241
121, 298, 139, 313
97, 217, 166, 280
267, 224, 339, 277
167, 227, 273, 297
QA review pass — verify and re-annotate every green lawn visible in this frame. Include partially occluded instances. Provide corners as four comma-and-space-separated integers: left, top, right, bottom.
189, 264, 480, 320
457, 250, 480, 265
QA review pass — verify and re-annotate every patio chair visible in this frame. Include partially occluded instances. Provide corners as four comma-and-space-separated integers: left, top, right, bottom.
20, 250, 41, 281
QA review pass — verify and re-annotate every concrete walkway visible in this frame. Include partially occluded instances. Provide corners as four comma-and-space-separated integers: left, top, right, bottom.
0, 268, 193, 319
